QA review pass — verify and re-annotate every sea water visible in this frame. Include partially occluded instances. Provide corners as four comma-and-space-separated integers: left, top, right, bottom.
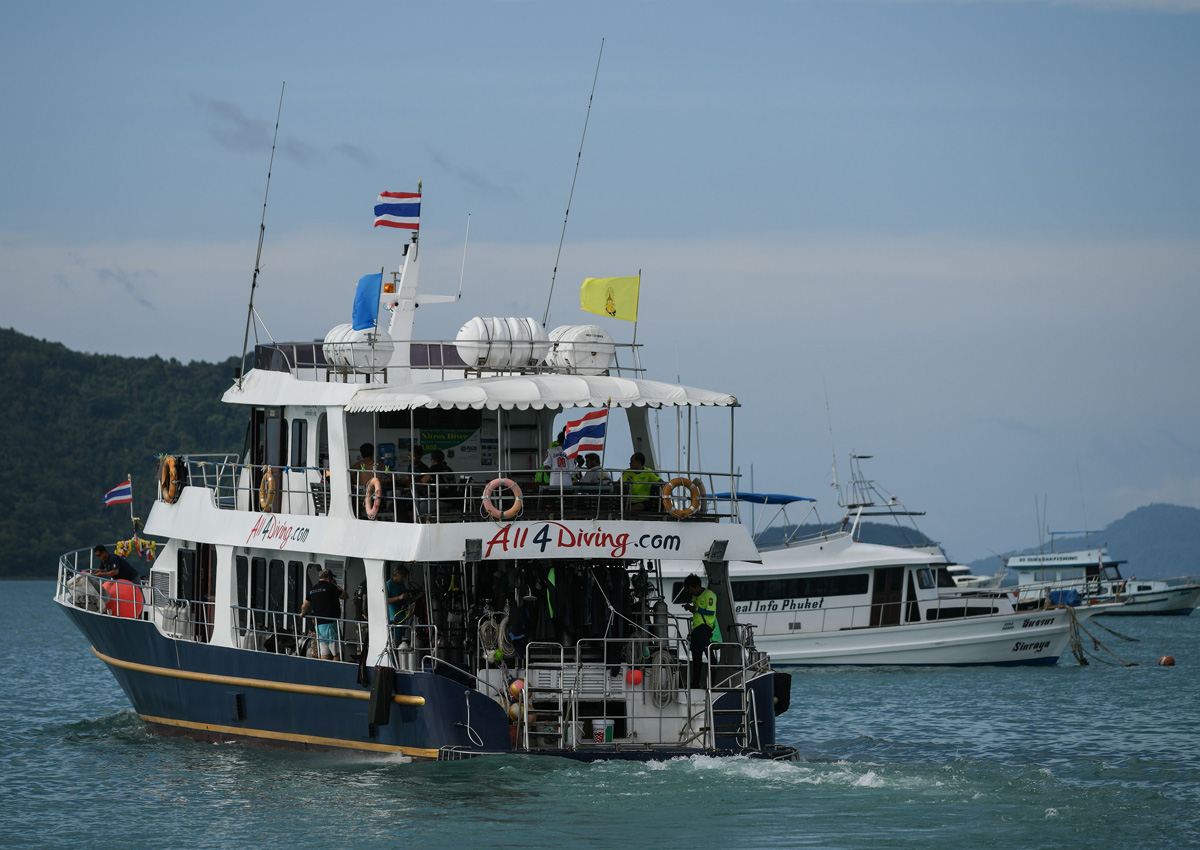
3, 581, 1199, 849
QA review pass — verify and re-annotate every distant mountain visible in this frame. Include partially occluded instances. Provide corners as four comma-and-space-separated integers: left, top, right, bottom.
965, 503, 1200, 581
1, 328, 244, 578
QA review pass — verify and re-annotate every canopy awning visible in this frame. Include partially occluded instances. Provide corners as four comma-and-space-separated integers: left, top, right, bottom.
713, 492, 816, 505
344, 373, 738, 412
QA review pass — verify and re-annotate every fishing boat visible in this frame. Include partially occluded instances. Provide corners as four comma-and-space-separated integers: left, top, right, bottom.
53, 187, 795, 761
1006, 547, 1200, 616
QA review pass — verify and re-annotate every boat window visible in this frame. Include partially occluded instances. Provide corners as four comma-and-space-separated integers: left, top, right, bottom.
728, 573, 869, 602
250, 557, 267, 630
235, 555, 248, 630
935, 568, 958, 588
928, 606, 999, 620
291, 419, 308, 468
916, 568, 935, 590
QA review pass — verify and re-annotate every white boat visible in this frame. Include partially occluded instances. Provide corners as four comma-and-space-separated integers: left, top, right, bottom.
53, 184, 796, 761
665, 494, 1115, 666
1006, 547, 1200, 616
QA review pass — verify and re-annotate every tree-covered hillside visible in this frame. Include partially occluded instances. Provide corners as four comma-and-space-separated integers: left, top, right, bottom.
2, 328, 244, 577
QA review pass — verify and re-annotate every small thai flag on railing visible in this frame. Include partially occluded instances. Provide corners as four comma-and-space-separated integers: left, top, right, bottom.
374, 191, 421, 230
103, 479, 133, 506
562, 409, 608, 459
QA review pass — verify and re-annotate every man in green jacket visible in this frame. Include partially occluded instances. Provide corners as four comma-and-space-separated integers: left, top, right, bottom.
683, 573, 721, 688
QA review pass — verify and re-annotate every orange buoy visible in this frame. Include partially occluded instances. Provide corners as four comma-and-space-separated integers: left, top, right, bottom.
1158, 655, 1176, 666
626, 668, 643, 686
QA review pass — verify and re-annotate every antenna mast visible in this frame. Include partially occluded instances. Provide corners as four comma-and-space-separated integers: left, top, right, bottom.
237, 83, 285, 389
541, 38, 604, 328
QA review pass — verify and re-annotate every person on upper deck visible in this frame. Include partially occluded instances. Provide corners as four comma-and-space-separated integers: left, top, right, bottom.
621, 453, 662, 511
579, 453, 610, 484
91, 545, 141, 582
302, 569, 347, 661
682, 573, 722, 688
542, 431, 572, 488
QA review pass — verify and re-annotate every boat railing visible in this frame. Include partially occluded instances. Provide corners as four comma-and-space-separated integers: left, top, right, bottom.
161, 456, 740, 524
56, 549, 150, 620
229, 603, 368, 662
347, 465, 735, 525
252, 340, 647, 384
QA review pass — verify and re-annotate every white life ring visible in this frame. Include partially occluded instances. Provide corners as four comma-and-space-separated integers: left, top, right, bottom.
364, 476, 383, 520
482, 478, 522, 520
661, 477, 701, 518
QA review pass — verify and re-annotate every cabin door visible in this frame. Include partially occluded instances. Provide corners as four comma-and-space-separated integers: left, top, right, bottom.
249, 407, 287, 512
870, 566, 904, 627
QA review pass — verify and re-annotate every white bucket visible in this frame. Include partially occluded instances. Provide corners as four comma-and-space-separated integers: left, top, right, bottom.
591, 718, 614, 744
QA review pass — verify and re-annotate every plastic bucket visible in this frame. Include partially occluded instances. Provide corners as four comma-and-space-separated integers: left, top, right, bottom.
591, 719, 614, 744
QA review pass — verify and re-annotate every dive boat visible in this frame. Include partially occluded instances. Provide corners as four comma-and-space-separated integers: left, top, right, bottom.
663, 476, 1117, 666
54, 188, 795, 761
1006, 547, 1200, 616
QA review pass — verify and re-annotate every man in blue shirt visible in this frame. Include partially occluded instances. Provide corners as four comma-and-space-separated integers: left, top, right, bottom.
92, 544, 140, 582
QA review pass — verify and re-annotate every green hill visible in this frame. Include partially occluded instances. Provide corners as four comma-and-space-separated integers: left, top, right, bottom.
1, 328, 244, 577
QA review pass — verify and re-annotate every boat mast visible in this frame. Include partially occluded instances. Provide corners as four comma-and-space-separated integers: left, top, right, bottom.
237, 83, 285, 389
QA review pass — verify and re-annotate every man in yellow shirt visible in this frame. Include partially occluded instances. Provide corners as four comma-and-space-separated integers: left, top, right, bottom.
621, 452, 662, 512
683, 573, 721, 688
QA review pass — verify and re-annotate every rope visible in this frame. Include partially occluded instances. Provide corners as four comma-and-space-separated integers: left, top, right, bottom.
1088, 618, 1140, 642
1068, 607, 1138, 667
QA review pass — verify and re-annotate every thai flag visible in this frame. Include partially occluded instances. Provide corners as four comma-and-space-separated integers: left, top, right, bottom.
103, 479, 133, 506
374, 191, 421, 230
562, 409, 608, 459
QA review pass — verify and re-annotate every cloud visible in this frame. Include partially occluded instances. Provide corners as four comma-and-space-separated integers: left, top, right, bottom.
95, 267, 158, 311
333, 143, 374, 168
430, 150, 518, 198
189, 94, 271, 152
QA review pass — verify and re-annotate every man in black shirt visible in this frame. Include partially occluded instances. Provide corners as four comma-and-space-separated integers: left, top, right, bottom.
92, 545, 141, 582
301, 569, 347, 660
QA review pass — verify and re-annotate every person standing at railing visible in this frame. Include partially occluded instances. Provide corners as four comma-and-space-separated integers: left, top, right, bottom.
301, 570, 347, 661
682, 573, 722, 688
91, 544, 141, 582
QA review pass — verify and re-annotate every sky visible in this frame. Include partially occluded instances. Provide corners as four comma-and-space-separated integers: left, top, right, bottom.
2, 0, 1198, 564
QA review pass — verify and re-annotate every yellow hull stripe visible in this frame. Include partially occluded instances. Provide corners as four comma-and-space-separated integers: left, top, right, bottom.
91, 647, 425, 705
140, 714, 439, 757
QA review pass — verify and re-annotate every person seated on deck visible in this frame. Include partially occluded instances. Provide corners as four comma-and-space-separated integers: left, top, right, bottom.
91, 544, 141, 582
621, 452, 662, 511
578, 453, 610, 485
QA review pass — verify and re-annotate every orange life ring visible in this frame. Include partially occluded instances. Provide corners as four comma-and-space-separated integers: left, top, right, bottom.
691, 477, 708, 515
258, 469, 276, 512
364, 476, 383, 520
661, 477, 701, 518
160, 456, 182, 504
482, 478, 522, 520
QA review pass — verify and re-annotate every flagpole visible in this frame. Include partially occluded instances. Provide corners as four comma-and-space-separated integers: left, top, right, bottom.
631, 270, 642, 349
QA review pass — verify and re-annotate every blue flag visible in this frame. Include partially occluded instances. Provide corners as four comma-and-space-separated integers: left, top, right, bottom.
352, 273, 384, 331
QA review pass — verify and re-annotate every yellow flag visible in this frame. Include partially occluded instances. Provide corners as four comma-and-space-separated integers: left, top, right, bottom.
580, 275, 640, 322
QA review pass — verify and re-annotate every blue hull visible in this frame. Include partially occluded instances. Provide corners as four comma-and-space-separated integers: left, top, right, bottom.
61, 603, 794, 761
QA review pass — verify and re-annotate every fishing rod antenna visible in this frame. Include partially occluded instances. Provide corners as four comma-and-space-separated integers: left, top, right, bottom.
237, 82, 285, 389
541, 38, 604, 329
